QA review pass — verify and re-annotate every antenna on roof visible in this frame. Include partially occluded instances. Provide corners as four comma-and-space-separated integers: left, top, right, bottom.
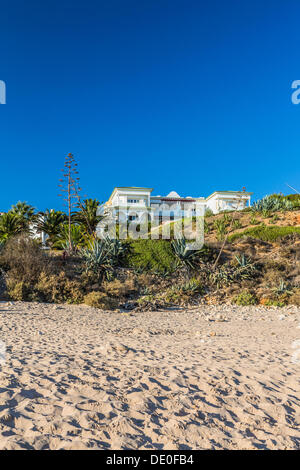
285, 183, 300, 194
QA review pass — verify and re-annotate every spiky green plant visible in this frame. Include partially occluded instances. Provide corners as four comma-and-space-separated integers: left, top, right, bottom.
252, 195, 294, 213
204, 220, 210, 234
106, 237, 128, 267
205, 208, 214, 217
171, 237, 201, 270
222, 213, 232, 225
232, 219, 242, 230
80, 239, 114, 280
250, 216, 259, 225
213, 219, 227, 241
0, 213, 25, 241
272, 279, 293, 296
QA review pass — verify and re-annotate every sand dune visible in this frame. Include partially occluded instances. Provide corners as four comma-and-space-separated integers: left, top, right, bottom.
0, 301, 299, 450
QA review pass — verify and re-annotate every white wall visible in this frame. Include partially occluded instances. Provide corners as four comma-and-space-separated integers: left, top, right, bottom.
206, 194, 251, 214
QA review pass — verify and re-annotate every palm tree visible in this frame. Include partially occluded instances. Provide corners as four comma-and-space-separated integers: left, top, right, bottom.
52, 223, 85, 251
36, 209, 67, 246
72, 198, 104, 235
0, 213, 24, 241
10, 201, 36, 219
10, 201, 36, 232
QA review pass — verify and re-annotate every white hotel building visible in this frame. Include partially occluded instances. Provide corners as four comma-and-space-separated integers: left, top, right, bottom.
98, 187, 252, 223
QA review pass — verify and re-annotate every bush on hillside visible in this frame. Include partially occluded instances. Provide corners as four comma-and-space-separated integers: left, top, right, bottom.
125, 239, 177, 274
232, 290, 258, 306
228, 226, 300, 243
6, 271, 85, 303
0, 235, 54, 282
84, 291, 118, 309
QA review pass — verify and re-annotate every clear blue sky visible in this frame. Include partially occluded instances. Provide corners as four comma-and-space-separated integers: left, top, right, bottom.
1, 0, 300, 211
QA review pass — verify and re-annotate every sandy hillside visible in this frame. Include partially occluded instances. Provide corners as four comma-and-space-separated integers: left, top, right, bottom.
0, 301, 299, 450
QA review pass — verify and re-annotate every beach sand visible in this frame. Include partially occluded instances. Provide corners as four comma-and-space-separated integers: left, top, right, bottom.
0, 301, 299, 450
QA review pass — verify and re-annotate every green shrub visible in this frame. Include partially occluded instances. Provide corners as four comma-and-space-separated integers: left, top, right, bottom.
250, 216, 259, 225
125, 239, 176, 274
270, 214, 280, 223
213, 219, 227, 241
222, 214, 232, 225
263, 299, 285, 307
6, 280, 29, 301
52, 223, 85, 251
233, 290, 258, 306
6, 271, 85, 303
204, 220, 210, 234
232, 219, 242, 230
229, 226, 300, 243
164, 277, 204, 305
34, 271, 84, 303
205, 208, 214, 217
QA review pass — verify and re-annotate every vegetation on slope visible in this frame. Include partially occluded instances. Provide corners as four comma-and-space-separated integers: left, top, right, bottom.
228, 226, 300, 243
0, 192, 299, 308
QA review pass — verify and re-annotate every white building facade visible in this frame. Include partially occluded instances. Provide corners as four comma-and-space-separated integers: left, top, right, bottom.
206, 191, 252, 214
98, 187, 252, 223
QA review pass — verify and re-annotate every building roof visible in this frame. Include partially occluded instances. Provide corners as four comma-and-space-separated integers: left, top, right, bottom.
106, 187, 153, 205
206, 190, 253, 201
114, 187, 154, 190
166, 191, 180, 198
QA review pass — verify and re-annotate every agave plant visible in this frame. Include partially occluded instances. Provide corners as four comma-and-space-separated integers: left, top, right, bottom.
204, 220, 210, 234
272, 279, 293, 296
80, 239, 114, 280
181, 278, 203, 294
232, 219, 242, 230
213, 219, 227, 241
211, 255, 257, 288
252, 195, 294, 213
105, 237, 128, 267
171, 237, 201, 270
234, 254, 256, 278
210, 266, 234, 288
235, 254, 252, 268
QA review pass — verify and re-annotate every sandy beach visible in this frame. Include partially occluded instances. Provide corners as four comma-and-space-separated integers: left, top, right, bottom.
0, 301, 299, 450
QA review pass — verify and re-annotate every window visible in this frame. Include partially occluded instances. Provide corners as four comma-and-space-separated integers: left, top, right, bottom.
128, 199, 139, 204
129, 215, 137, 221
